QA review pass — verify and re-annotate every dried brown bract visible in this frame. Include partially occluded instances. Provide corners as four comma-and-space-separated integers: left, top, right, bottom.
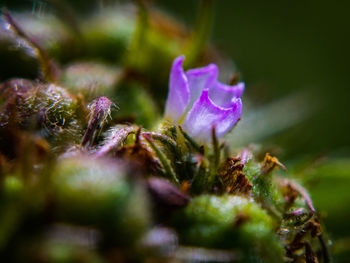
218, 157, 252, 194
286, 219, 322, 262
260, 153, 286, 175
281, 182, 299, 210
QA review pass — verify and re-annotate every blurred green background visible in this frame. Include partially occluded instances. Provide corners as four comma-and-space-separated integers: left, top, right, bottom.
1, 0, 350, 260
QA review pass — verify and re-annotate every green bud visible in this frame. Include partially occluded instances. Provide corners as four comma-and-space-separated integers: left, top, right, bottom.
172, 195, 284, 262
52, 155, 151, 245
0, 79, 83, 148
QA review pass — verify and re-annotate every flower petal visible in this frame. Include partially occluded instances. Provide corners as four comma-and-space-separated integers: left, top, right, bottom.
209, 82, 244, 108
182, 90, 242, 143
164, 56, 190, 122
186, 64, 218, 108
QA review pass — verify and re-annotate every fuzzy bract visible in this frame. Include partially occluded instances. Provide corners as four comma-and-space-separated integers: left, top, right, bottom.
164, 55, 243, 143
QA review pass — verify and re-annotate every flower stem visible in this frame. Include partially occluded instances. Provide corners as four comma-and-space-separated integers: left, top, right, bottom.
191, 156, 208, 194
178, 125, 203, 154
143, 134, 179, 185
207, 126, 220, 188
143, 132, 181, 160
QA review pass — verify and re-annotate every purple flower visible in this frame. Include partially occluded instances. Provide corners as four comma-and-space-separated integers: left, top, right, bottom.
164, 55, 243, 143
